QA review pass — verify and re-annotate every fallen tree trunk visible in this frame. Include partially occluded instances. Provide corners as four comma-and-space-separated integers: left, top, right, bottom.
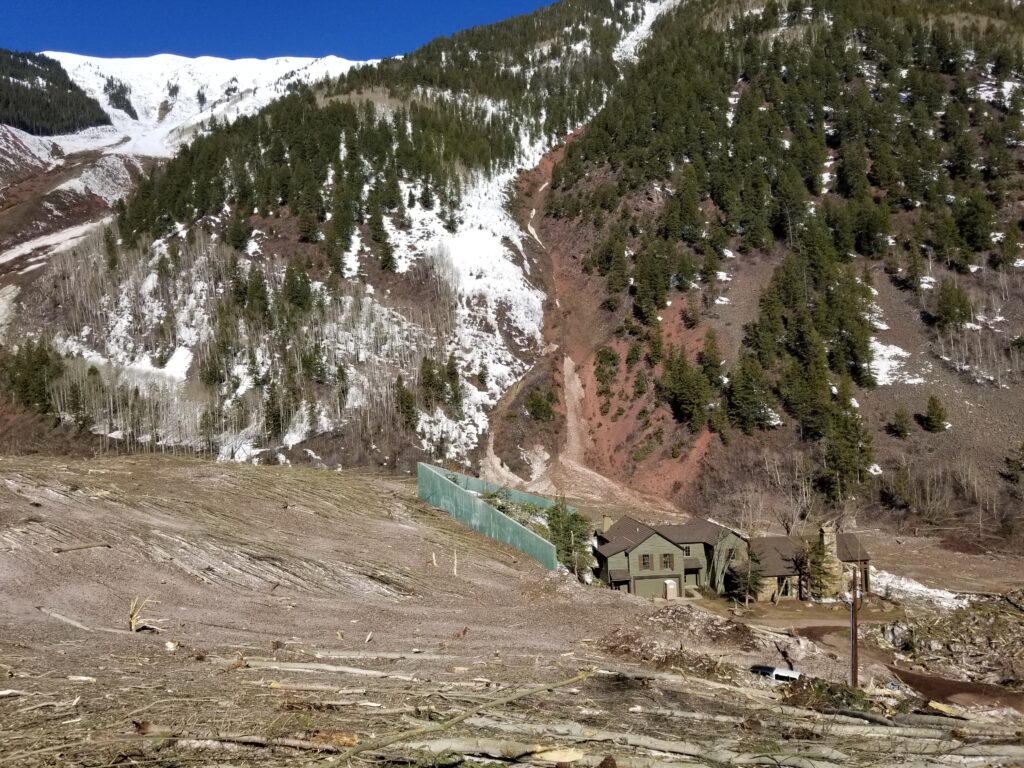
222, 658, 419, 681
818, 708, 895, 727
336, 671, 592, 762
52, 542, 111, 554
394, 740, 713, 768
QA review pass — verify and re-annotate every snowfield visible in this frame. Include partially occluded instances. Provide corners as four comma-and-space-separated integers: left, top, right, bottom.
42, 52, 369, 158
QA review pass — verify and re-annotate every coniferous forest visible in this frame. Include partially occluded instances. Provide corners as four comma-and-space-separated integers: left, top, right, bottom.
545, 0, 1024, 535
0, 48, 110, 135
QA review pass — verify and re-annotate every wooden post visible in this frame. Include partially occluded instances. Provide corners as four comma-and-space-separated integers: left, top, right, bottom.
850, 568, 862, 688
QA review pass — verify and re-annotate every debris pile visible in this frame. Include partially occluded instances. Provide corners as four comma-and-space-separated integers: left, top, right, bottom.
877, 591, 1024, 687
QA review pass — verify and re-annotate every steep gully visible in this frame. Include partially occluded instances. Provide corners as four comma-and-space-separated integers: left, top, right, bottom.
481, 138, 696, 517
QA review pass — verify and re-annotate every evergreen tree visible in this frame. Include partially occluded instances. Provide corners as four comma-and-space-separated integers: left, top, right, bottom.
660, 351, 710, 431
923, 394, 947, 433
934, 279, 972, 330
700, 329, 723, 388
887, 408, 912, 439
546, 498, 594, 578
264, 382, 283, 440
395, 375, 418, 431
725, 549, 764, 605
1004, 442, 1024, 485
822, 378, 873, 500
726, 353, 772, 434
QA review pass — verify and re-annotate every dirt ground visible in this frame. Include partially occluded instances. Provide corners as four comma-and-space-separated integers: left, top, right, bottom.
4, 455, 1024, 767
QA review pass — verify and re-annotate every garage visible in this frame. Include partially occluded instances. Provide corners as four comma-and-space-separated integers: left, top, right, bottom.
633, 576, 680, 599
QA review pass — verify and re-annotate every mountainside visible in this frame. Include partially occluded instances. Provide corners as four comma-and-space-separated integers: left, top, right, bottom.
43, 51, 365, 157
0, 51, 365, 278
1, 0, 677, 470
2, 0, 1024, 550
0, 49, 110, 136
488, 0, 1024, 547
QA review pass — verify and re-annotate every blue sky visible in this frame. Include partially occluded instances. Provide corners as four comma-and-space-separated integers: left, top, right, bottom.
4, 0, 554, 60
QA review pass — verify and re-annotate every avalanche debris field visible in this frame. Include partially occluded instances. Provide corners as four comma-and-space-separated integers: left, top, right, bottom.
1, 456, 1023, 767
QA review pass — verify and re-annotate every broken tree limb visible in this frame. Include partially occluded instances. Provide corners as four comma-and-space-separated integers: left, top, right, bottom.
35, 606, 136, 635
394, 737, 546, 761
35, 606, 93, 632
221, 658, 419, 681
336, 670, 593, 761
818, 708, 896, 726
134, 722, 354, 752
262, 682, 368, 694
315, 650, 453, 662
52, 542, 111, 554
461, 716, 737, 764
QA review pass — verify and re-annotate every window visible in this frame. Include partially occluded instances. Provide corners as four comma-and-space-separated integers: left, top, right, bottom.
681, 545, 691, 557
640, 554, 652, 570
661, 553, 674, 570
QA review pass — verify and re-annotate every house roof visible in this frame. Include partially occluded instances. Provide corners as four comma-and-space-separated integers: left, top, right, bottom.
750, 536, 801, 577
596, 516, 655, 557
608, 568, 631, 582
837, 533, 871, 562
750, 533, 872, 577
597, 515, 739, 559
656, 518, 736, 546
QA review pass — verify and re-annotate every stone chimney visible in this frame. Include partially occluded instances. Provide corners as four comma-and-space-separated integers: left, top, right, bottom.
602, 515, 614, 533
819, 521, 844, 595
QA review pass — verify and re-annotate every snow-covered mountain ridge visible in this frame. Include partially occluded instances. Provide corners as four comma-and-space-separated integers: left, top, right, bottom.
42, 51, 368, 158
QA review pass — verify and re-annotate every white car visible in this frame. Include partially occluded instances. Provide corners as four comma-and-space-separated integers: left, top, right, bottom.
750, 665, 803, 683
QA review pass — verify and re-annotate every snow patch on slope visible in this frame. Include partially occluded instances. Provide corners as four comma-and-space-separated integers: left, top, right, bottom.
614, 0, 681, 63
56, 155, 140, 205
0, 285, 19, 341
870, 567, 972, 609
0, 218, 111, 266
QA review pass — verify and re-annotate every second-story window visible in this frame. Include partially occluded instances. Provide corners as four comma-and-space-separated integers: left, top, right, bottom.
661, 553, 674, 570
681, 545, 691, 557
640, 554, 652, 570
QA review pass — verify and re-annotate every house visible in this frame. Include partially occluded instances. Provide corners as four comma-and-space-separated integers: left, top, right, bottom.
595, 515, 871, 603
595, 516, 747, 598
750, 523, 871, 602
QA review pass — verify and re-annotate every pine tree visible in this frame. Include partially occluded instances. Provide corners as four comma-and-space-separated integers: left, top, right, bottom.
1004, 442, 1024, 485
661, 351, 710, 431
923, 394, 947, 433
726, 353, 772, 434
700, 329, 723, 388
264, 382, 283, 440
934, 279, 972, 330
725, 548, 764, 605
823, 378, 873, 500
793, 540, 831, 599
546, 498, 594, 577
395, 375, 418, 431
887, 408, 911, 439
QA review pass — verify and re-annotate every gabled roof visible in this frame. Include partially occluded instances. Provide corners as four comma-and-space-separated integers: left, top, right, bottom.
750, 536, 800, 577
596, 516, 655, 557
750, 533, 871, 577
597, 516, 743, 559
656, 518, 736, 546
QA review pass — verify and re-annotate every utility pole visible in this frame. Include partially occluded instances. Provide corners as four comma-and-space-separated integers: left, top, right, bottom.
849, 567, 863, 688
